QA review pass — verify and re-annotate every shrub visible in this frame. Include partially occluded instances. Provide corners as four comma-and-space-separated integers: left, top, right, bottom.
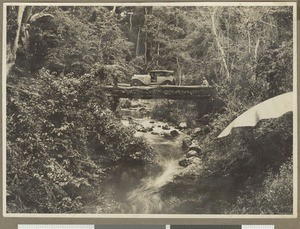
6, 68, 154, 213
229, 157, 293, 214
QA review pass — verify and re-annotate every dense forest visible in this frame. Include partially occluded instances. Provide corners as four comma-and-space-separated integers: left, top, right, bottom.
6, 5, 294, 214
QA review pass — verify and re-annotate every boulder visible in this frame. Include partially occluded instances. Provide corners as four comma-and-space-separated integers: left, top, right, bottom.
131, 103, 142, 108
161, 132, 172, 139
182, 137, 192, 150
138, 127, 147, 133
170, 129, 179, 138
178, 122, 187, 129
188, 143, 202, 154
147, 127, 154, 132
179, 157, 201, 167
162, 124, 170, 130
189, 156, 201, 164
151, 131, 159, 135
186, 150, 198, 158
179, 159, 192, 167
192, 127, 202, 135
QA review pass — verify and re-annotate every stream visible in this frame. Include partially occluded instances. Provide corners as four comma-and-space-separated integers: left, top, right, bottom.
104, 100, 188, 214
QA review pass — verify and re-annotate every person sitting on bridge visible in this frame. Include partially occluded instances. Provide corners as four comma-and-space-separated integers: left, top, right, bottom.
202, 77, 209, 86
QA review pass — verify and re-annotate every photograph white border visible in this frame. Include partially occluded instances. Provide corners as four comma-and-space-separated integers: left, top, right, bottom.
2, 1, 298, 219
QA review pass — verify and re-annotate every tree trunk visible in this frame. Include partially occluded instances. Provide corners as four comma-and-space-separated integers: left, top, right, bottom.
247, 30, 251, 53
144, 7, 148, 63
20, 6, 33, 49
211, 8, 230, 80
111, 6, 116, 15
251, 37, 261, 82
98, 34, 103, 62
136, 27, 141, 57
6, 6, 26, 75
129, 14, 133, 31
144, 33, 148, 63
155, 21, 161, 66
22, 6, 32, 23
156, 43, 160, 66
254, 37, 260, 62
6, 6, 54, 76
143, 7, 153, 64
176, 55, 182, 85
14, 6, 25, 53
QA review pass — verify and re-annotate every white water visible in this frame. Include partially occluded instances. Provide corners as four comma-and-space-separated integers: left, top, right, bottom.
121, 116, 186, 213
127, 158, 182, 213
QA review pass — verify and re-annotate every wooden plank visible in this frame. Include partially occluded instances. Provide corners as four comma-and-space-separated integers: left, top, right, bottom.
103, 85, 215, 100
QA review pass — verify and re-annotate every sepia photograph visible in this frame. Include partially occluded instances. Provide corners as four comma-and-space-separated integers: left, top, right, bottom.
3, 2, 297, 216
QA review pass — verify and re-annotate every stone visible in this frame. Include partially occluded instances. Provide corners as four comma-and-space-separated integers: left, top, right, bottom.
189, 157, 201, 164
139, 108, 147, 115
138, 127, 147, 133
189, 156, 201, 164
149, 120, 155, 124
192, 127, 202, 135
182, 137, 192, 150
162, 125, 170, 130
179, 159, 192, 167
147, 127, 154, 132
151, 131, 159, 135
170, 129, 179, 138
131, 103, 142, 108
186, 150, 198, 158
178, 122, 187, 129
188, 143, 202, 154
161, 132, 172, 139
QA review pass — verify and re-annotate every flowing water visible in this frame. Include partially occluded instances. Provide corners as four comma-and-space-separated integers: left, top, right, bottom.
121, 117, 186, 213
104, 100, 188, 213
127, 131, 183, 213
127, 159, 181, 213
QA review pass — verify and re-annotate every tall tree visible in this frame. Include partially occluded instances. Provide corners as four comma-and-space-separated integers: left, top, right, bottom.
211, 7, 230, 80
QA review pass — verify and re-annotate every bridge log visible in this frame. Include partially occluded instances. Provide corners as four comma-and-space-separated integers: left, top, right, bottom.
103, 85, 215, 100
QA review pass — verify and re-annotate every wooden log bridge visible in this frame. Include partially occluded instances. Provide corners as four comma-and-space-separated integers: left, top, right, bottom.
103, 85, 215, 100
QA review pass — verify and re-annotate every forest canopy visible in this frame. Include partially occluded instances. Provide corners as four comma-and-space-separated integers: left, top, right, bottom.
7, 5, 293, 95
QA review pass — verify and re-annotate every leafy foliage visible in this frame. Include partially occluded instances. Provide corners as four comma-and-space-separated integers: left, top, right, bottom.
7, 69, 154, 213
6, 5, 294, 214
229, 157, 293, 214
